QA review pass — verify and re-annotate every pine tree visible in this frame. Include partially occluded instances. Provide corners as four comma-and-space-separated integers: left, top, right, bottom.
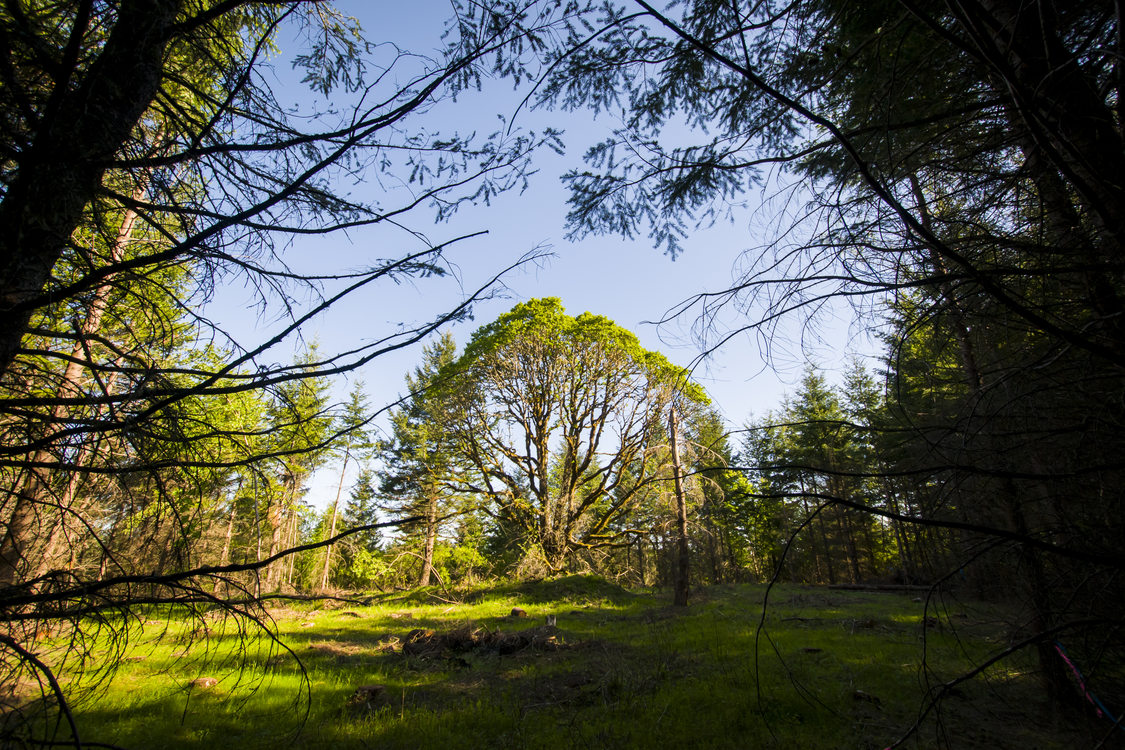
335, 470, 383, 590
319, 382, 374, 590
377, 333, 459, 587
261, 346, 333, 590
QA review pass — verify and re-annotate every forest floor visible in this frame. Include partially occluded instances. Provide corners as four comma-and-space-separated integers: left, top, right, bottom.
30, 577, 1116, 749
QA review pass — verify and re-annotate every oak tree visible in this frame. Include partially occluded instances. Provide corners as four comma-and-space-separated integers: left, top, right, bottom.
440, 298, 708, 571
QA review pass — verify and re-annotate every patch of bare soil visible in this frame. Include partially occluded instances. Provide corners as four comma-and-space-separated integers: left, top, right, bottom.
259, 607, 310, 621
344, 625, 585, 715
306, 641, 374, 661
399, 623, 565, 658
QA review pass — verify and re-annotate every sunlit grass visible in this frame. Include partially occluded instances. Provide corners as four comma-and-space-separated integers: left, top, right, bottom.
34, 577, 1101, 749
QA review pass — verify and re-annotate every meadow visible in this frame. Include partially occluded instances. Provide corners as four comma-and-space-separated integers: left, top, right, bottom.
37, 577, 1104, 749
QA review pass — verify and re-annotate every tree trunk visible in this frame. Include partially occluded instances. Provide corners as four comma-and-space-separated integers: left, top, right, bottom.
703, 507, 722, 583
842, 506, 863, 583
32, 440, 102, 580
669, 406, 690, 607
320, 450, 350, 591
417, 488, 439, 587
284, 507, 299, 587
967, 0, 1125, 249
266, 478, 294, 589
213, 491, 240, 595
0, 0, 184, 378
0, 187, 141, 586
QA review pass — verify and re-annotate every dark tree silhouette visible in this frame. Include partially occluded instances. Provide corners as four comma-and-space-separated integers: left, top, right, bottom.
0, 1, 562, 744
454, 0, 1125, 738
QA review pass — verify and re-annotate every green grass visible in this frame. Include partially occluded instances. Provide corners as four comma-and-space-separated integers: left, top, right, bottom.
27, 578, 1108, 749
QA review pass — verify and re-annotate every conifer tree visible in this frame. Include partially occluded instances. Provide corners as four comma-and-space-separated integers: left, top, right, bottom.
318, 382, 373, 590
377, 333, 459, 587
261, 347, 332, 590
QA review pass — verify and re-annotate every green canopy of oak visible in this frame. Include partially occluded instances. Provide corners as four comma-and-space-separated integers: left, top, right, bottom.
439, 297, 707, 570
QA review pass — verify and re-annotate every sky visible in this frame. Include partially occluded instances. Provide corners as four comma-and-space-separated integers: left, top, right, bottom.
206, 1, 877, 509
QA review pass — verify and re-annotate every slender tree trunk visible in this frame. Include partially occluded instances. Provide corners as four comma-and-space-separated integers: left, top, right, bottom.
266, 498, 281, 588
285, 507, 299, 587
917, 166, 1081, 708
212, 493, 240, 595
835, 511, 860, 584
860, 515, 878, 578
703, 508, 721, 583
32, 442, 100, 580
319, 502, 340, 591
320, 449, 350, 591
670, 406, 690, 607
32, 366, 122, 581
93, 480, 136, 582
0, 188, 142, 586
97, 547, 110, 582
266, 479, 292, 589
1000, 476, 1079, 710
816, 514, 836, 584
802, 479, 836, 585
841, 506, 863, 582
638, 537, 647, 586
218, 494, 238, 569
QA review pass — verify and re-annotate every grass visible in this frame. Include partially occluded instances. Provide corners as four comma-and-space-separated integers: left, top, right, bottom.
24, 577, 1111, 749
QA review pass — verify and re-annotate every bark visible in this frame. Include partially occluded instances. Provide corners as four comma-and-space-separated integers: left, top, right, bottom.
952, 0, 1125, 358
965, 0, 1125, 249
284, 507, 298, 587
0, 184, 141, 586
417, 488, 439, 587
0, 0, 185, 378
702, 506, 722, 583
817, 514, 836, 584
319, 450, 350, 591
669, 406, 690, 607
218, 494, 238, 568
836, 510, 861, 584
31, 423, 111, 581
266, 480, 293, 589
1013, 127, 1125, 349
889, 501, 916, 582
801, 479, 837, 585
1000, 477, 1080, 711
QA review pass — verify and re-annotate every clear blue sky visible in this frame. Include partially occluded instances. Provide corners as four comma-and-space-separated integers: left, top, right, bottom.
207, 1, 876, 509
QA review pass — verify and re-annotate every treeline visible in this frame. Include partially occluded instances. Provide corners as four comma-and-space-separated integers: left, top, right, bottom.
303, 304, 987, 598
338, 298, 733, 593
734, 361, 968, 589
356, 332, 1024, 598
26, 288, 1071, 609
2, 309, 375, 594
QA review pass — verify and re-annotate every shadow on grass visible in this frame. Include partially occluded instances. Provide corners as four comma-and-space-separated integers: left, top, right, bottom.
461, 574, 640, 605
46, 583, 1113, 750
373, 574, 640, 608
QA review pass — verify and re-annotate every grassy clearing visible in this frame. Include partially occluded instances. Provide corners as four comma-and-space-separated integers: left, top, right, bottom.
35, 577, 1107, 748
